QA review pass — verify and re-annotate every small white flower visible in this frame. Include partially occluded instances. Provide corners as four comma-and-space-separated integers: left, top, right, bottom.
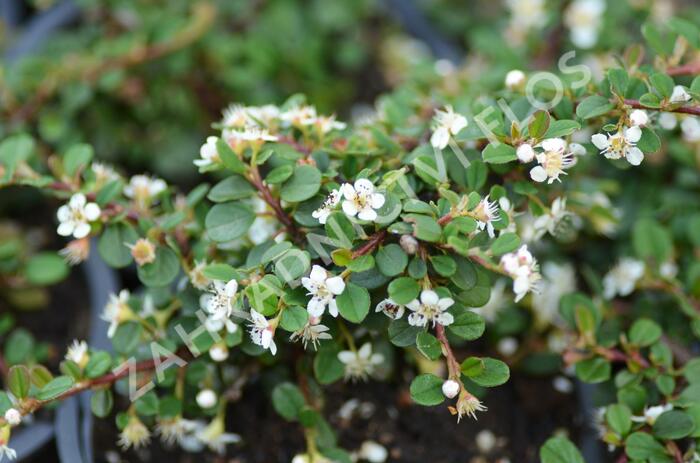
631, 404, 672, 425
669, 85, 691, 104
124, 175, 167, 205
196, 389, 217, 409
358, 440, 388, 463
532, 262, 576, 327
248, 309, 276, 355
290, 318, 332, 350
564, 0, 605, 49
375, 298, 405, 320
516, 143, 535, 163
314, 115, 347, 134
56, 193, 101, 239
591, 126, 644, 166
339, 179, 385, 221
92, 162, 119, 184
194, 136, 220, 168
281, 104, 318, 127
156, 417, 203, 448
505, 70, 526, 89
681, 117, 700, 142
500, 245, 542, 302
195, 417, 241, 455
118, 415, 151, 450
530, 138, 576, 183
406, 290, 455, 327
472, 195, 501, 238
201, 279, 239, 321
442, 379, 460, 398
65, 339, 89, 368
301, 265, 345, 317
338, 343, 383, 381
430, 105, 468, 150
311, 189, 341, 224
102, 289, 132, 338
629, 109, 649, 127
533, 197, 576, 238
658, 112, 678, 130
3, 410, 20, 427
603, 258, 645, 299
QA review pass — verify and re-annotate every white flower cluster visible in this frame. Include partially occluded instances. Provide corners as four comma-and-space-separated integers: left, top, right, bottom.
312, 178, 385, 224
603, 258, 645, 299
564, 0, 605, 49
500, 245, 541, 302
195, 102, 346, 168
516, 138, 583, 184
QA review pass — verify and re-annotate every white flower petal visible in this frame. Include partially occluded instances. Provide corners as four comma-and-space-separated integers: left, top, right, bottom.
626, 147, 644, 166
590, 133, 609, 150
529, 166, 547, 183
326, 276, 346, 295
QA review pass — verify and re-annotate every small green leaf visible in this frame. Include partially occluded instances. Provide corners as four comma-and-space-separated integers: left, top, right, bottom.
528, 110, 551, 139
448, 308, 485, 340
272, 382, 306, 421
37, 376, 75, 400
416, 332, 442, 360
376, 244, 408, 277
85, 351, 112, 379
490, 233, 520, 256
461, 357, 509, 387
409, 374, 445, 406
576, 95, 614, 119
575, 357, 611, 383
336, 283, 370, 323
8, 366, 30, 399
387, 277, 420, 305
280, 165, 321, 202
280, 306, 309, 332
653, 410, 695, 440
540, 436, 585, 463
205, 202, 255, 243
482, 143, 517, 164
628, 318, 662, 347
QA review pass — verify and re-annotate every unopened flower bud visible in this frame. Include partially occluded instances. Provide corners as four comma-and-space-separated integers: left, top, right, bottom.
196, 389, 217, 409
505, 69, 526, 89
128, 238, 156, 266
359, 440, 388, 463
4, 409, 21, 426
442, 379, 460, 398
400, 234, 419, 255
516, 143, 535, 163
629, 109, 648, 127
209, 344, 229, 362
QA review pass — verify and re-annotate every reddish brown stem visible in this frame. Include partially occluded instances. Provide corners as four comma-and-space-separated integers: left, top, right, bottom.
622, 99, 700, 116
667, 61, 700, 76
247, 165, 299, 239
435, 324, 460, 378
351, 230, 387, 259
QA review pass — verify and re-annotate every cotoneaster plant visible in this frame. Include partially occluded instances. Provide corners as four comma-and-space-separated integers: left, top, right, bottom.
1, 17, 700, 462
